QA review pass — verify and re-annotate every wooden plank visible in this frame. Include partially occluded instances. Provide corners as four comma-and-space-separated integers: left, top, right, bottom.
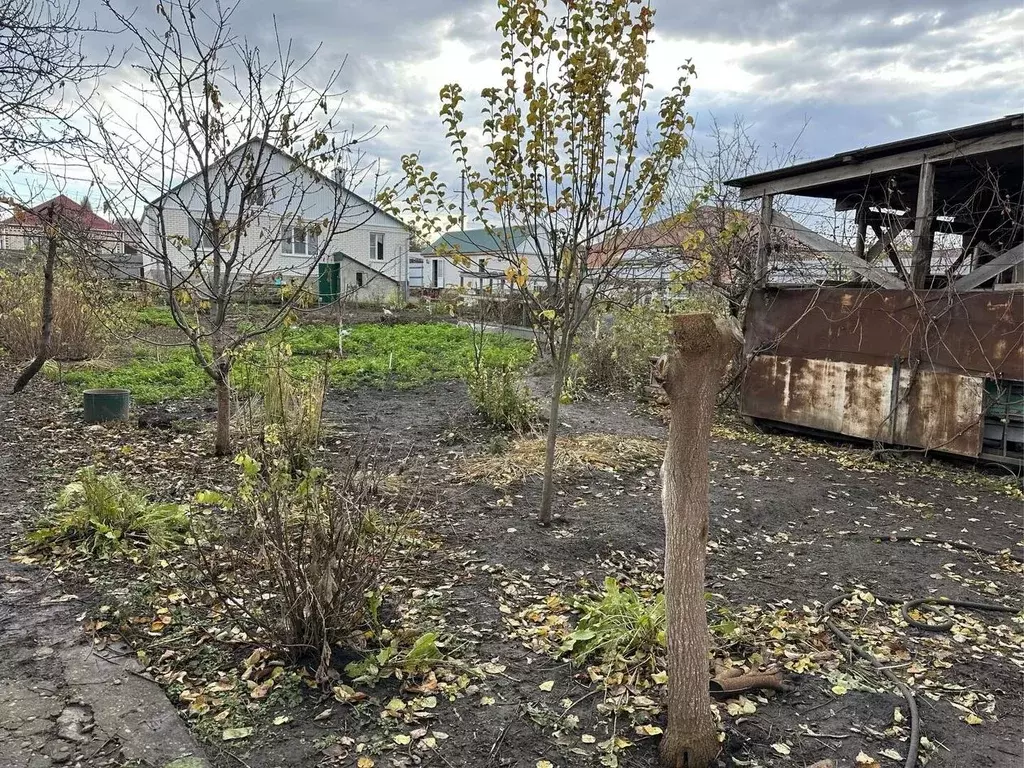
768, 211, 904, 288
952, 243, 1024, 291
755, 194, 773, 287
735, 129, 1023, 200
910, 162, 936, 288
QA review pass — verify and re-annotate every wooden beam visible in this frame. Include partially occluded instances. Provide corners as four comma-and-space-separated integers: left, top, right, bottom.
910, 162, 936, 289
735, 129, 1023, 200
755, 194, 773, 288
952, 243, 1024, 291
770, 211, 904, 289
869, 224, 911, 283
853, 204, 867, 261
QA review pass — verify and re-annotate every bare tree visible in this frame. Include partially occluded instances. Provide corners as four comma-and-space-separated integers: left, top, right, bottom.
663, 115, 813, 318
89, 0, 381, 455
658, 312, 740, 768
0, 0, 111, 160
380, 0, 695, 525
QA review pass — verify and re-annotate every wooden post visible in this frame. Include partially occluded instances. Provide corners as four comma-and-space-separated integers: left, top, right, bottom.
854, 203, 868, 261
755, 194, 773, 287
659, 313, 741, 768
910, 161, 935, 289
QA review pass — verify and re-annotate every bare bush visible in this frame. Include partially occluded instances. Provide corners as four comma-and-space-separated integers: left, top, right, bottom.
197, 448, 416, 683
0, 265, 121, 360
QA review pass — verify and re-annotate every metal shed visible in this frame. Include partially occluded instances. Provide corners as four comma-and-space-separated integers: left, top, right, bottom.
727, 115, 1024, 465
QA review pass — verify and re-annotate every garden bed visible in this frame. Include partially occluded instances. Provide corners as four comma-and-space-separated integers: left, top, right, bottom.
0, 352, 1021, 768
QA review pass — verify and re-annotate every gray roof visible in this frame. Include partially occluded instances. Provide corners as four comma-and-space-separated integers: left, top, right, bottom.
432, 227, 535, 254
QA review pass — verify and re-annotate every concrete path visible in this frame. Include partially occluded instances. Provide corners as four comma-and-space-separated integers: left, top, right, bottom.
0, 558, 208, 768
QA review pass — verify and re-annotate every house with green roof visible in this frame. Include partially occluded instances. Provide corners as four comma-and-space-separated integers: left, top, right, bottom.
430, 226, 552, 290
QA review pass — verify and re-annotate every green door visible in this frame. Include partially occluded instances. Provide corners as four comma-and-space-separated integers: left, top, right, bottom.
318, 262, 340, 304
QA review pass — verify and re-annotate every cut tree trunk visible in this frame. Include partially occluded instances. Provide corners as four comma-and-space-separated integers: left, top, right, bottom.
12, 234, 58, 394
659, 313, 741, 768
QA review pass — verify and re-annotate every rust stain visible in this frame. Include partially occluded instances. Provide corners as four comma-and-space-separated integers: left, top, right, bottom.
741, 287, 1020, 459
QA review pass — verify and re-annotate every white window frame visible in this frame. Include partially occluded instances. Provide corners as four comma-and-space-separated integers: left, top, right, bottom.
281, 224, 317, 257
370, 232, 385, 262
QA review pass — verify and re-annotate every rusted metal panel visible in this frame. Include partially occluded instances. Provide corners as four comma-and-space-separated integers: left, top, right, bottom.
740, 285, 1018, 458
893, 372, 984, 457
743, 355, 984, 457
744, 288, 1023, 378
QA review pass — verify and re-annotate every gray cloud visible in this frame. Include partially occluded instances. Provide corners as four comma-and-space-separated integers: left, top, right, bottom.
70, 0, 1023, 205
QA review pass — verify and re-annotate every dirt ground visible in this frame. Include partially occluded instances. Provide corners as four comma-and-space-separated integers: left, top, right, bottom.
1, 365, 1021, 768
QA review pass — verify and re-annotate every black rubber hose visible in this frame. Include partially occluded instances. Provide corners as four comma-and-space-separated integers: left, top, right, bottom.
894, 596, 1018, 632
823, 591, 1019, 768
824, 592, 922, 768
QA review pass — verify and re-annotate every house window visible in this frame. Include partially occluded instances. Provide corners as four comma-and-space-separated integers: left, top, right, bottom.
355, 271, 364, 287
252, 182, 266, 206
370, 232, 385, 261
281, 225, 318, 256
188, 218, 221, 250
478, 258, 487, 273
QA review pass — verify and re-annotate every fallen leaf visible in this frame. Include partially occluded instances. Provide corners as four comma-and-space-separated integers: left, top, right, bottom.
222, 727, 253, 741
771, 742, 791, 755
393, 734, 411, 745
539, 680, 555, 692
581, 734, 596, 744
635, 724, 663, 736
357, 758, 375, 768
272, 715, 291, 726
964, 712, 983, 725
831, 684, 848, 695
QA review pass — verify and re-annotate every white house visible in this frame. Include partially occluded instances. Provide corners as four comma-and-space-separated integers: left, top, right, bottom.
141, 139, 413, 302
431, 226, 551, 291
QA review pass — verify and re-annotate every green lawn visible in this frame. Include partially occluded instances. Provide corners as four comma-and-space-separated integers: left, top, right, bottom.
54, 322, 535, 404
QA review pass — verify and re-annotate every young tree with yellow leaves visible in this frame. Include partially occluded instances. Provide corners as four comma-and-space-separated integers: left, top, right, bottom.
380, 0, 695, 526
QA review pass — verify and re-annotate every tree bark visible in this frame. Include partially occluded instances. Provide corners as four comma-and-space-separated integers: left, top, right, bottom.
214, 370, 232, 456
12, 233, 58, 394
659, 313, 741, 768
538, 364, 564, 526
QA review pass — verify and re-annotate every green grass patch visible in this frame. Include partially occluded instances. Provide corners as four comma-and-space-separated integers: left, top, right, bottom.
135, 306, 178, 328
53, 322, 535, 404
59, 347, 211, 403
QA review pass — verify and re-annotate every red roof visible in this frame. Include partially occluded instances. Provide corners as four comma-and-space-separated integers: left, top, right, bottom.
0, 195, 117, 231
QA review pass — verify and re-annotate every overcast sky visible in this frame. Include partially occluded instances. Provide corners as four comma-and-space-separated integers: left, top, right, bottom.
16, 0, 1024, 210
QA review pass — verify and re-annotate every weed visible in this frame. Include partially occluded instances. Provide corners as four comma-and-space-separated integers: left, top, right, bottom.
29, 467, 189, 557
562, 577, 665, 667
56, 347, 210, 403
55, 322, 535, 404
135, 306, 178, 328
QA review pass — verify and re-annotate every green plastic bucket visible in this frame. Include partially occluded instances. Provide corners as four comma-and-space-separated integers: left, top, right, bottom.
83, 388, 131, 423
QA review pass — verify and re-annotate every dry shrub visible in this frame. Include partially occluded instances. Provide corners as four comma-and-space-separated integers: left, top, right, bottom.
0, 265, 122, 360
467, 363, 536, 431
198, 447, 416, 682
462, 433, 664, 486
573, 305, 671, 396
262, 344, 326, 468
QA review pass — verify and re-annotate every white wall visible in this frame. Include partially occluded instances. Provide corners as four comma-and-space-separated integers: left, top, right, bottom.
140, 145, 411, 285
